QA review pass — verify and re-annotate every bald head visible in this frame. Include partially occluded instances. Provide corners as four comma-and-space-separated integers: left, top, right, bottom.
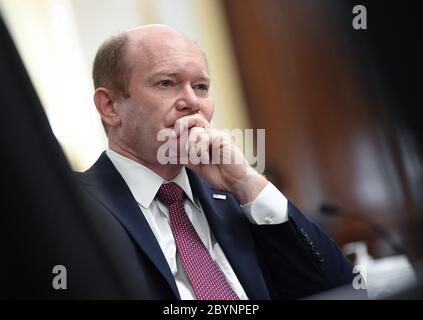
126, 24, 193, 45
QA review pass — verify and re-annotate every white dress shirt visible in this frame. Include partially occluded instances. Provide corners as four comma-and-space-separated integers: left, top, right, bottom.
106, 148, 289, 300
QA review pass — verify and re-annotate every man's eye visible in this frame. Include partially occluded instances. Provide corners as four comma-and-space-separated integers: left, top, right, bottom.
159, 80, 172, 87
194, 84, 209, 91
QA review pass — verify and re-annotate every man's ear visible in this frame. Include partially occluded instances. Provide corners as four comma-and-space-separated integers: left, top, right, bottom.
93, 88, 122, 129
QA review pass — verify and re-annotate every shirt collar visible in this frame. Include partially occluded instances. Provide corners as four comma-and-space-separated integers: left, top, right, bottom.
105, 148, 199, 210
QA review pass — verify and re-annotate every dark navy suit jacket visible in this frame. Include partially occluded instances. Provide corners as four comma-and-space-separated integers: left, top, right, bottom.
75, 152, 355, 299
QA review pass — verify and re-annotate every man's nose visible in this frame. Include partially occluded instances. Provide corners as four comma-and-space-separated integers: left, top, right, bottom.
175, 84, 201, 112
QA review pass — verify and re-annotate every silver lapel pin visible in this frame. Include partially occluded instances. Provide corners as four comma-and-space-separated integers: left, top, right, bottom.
213, 194, 226, 200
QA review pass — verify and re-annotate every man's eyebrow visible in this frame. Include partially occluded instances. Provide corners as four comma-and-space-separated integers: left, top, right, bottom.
147, 71, 210, 82
150, 71, 178, 78
195, 75, 211, 83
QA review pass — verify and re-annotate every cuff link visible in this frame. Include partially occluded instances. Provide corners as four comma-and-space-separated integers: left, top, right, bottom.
264, 216, 273, 224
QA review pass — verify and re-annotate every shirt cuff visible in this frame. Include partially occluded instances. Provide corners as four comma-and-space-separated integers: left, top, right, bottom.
240, 182, 289, 225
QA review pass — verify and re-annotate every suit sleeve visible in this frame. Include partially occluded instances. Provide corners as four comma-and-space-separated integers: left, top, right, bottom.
249, 201, 357, 299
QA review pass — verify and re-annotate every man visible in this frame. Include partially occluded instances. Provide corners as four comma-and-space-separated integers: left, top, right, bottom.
76, 24, 355, 299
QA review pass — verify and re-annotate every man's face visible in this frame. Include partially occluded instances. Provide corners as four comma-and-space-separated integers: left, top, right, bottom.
116, 31, 214, 164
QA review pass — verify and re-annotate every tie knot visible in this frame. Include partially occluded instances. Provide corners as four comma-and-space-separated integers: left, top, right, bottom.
157, 182, 185, 206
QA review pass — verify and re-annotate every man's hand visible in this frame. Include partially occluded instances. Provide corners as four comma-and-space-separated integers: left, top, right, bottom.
173, 115, 268, 205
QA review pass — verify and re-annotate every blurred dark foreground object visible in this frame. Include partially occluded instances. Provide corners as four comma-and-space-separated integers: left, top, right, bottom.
0, 15, 150, 299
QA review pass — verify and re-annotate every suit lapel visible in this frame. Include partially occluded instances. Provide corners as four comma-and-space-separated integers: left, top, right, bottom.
187, 170, 271, 299
80, 153, 180, 298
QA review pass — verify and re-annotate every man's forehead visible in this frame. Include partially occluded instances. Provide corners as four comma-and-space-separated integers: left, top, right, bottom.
126, 25, 200, 57
124, 27, 208, 76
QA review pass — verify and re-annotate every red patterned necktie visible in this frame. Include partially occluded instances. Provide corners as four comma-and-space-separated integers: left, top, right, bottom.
157, 182, 239, 300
